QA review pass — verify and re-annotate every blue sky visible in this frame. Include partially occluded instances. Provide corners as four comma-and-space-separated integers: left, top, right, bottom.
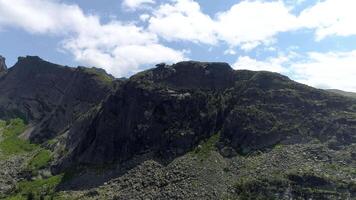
0, 0, 356, 91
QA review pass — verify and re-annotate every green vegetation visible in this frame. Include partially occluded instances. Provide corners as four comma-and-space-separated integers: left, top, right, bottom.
273, 143, 284, 150
0, 118, 38, 158
81, 67, 113, 85
0, 118, 63, 199
0, 119, 6, 128
192, 133, 220, 160
6, 174, 64, 200
28, 149, 53, 171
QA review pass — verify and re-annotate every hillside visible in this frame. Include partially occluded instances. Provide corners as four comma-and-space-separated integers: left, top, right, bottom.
0, 56, 355, 200
328, 89, 356, 99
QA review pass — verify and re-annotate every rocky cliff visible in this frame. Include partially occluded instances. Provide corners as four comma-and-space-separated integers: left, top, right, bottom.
0, 56, 355, 200
0, 56, 116, 142
57, 61, 356, 170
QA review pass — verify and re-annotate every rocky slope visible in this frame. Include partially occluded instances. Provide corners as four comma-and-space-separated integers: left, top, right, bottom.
0, 56, 116, 142
59, 61, 356, 168
328, 89, 356, 99
0, 56, 355, 199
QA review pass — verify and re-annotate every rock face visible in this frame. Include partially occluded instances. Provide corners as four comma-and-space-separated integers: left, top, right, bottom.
0, 55, 7, 75
57, 61, 356, 170
0, 57, 355, 171
0, 57, 355, 199
0, 56, 116, 142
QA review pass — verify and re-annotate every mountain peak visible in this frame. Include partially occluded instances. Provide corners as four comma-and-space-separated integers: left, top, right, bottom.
0, 55, 7, 74
132, 61, 236, 90
17, 55, 42, 62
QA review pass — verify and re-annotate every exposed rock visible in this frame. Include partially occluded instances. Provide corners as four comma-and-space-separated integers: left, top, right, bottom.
0, 55, 7, 75
0, 57, 355, 199
57, 61, 356, 171
0, 56, 116, 142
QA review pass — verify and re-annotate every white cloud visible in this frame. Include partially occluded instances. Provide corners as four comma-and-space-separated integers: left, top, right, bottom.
0, 0, 94, 34
122, 0, 155, 10
233, 50, 356, 92
299, 0, 356, 40
147, 0, 356, 48
139, 14, 150, 22
291, 51, 356, 92
233, 54, 290, 73
0, 0, 185, 77
148, 0, 217, 45
148, 0, 299, 50
215, 1, 299, 48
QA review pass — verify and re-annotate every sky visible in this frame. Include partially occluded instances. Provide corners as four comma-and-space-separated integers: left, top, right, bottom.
0, 0, 356, 92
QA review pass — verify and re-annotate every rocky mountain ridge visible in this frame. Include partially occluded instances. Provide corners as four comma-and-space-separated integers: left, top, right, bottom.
0, 55, 355, 199
57, 60, 356, 170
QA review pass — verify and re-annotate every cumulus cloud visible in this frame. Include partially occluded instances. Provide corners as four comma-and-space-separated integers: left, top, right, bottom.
148, 0, 217, 44
148, 0, 300, 50
122, 0, 155, 10
0, 0, 184, 77
0, 0, 92, 34
147, 0, 301, 50
148, 0, 356, 48
215, 1, 299, 48
299, 0, 356, 40
233, 50, 356, 92
232, 53, 294, 73
291, 51, 356, 92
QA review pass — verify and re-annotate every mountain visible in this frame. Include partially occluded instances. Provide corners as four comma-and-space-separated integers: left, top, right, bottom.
328, 89, 356, 99
0, 56, 116, 142
0, 56, 355, 200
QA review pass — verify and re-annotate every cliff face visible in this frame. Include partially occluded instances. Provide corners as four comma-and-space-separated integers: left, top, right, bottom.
1, 57, 355, 168
0, 56, 115, 142
58, 61, 356, 169
0, 56, 355, 199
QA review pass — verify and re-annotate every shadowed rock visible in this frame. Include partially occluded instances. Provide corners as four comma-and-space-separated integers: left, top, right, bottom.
0, 55, 7, 75
56, 61, 356, 170
0, 57, 355, 174
0, 56, 116, 142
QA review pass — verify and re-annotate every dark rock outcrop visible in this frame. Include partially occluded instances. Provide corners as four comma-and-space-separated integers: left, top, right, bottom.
58, 61, 356, 170
60, 61, 228, 167
0, 56, 116, 142
0, 57, 354, 173
0, 55, 7, 75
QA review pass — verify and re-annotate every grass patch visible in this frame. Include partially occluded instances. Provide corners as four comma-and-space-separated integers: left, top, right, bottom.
273, 143, 284, 150
0, 119, 6, 128
0, 118, 38, 157
192, 133, 220, 160
81, 67, 114, 85
7, 174, 64, 200
28, 149, 53, 171
5, 195, 26, 200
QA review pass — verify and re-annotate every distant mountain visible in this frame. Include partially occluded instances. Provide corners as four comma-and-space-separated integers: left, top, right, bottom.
328, 89, 356, 99
0, 56, 355, 200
